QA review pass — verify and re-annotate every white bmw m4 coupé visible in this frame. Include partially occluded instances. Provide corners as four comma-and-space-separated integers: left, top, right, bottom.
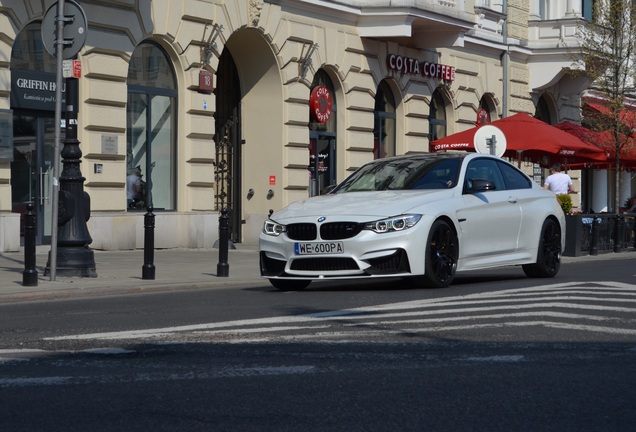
259, 152, 566, 290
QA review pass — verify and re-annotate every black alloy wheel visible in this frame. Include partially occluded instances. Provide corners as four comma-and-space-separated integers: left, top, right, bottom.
418, 219, 458, 288
523, 217, 561, 278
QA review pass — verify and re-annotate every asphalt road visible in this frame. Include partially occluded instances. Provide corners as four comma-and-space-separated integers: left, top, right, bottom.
0, 256, 635, 431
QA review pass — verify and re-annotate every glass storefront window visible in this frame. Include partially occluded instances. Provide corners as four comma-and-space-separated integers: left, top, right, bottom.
429, 89, 447, 141
308, 70, 337, 196
11, 22, 56, 72
374, 80, 396, 159
127, 42, 177, 211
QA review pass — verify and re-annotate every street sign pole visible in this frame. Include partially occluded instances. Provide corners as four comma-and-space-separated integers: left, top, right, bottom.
49, 0, 66, 281
42, 0, 91, 279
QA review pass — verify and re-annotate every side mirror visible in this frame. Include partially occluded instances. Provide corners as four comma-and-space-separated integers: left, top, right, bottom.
466, 178, 496, 193
321, 185, 337, 194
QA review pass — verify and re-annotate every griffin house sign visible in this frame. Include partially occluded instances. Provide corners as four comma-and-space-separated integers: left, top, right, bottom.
387, 54, 456, 82
11, 70, 65, 111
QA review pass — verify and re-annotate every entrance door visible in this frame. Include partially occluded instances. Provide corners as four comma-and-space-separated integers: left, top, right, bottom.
11, 115, 58, 245
309, 132, 336, 196
215, 48, 242, 243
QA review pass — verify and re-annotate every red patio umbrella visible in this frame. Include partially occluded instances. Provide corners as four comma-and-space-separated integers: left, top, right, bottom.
554, 121, 636, 169
430, 113, 608, 165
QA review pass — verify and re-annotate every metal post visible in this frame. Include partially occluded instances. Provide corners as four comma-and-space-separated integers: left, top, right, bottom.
23, 203, 38, 287
590, 216, 599, 256
613, 214, 624, 253
142, 206, 156, 280
217, 208, 230, 277
49, 0, 66, 281
487, 135, 497, 155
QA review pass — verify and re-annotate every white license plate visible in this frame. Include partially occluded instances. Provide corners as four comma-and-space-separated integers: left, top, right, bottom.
295, 241, 344, 255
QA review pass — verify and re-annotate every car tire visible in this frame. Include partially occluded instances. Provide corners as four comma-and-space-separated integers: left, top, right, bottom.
415, 219, 458, 288
522, 218, 561, 278
269, 279, 311, 291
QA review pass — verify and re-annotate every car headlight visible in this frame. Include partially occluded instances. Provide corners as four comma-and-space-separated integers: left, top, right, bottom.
263, 219, 286, 236
364, 214, 422, 233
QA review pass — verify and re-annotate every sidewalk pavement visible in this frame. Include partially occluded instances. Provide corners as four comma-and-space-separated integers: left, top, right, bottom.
0, 245, 264, 304
0, 245, 634, 304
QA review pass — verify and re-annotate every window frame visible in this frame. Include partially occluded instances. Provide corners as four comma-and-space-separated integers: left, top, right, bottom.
126, 41, 178, 211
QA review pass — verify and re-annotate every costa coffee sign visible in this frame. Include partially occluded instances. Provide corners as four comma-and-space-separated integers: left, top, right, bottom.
310, 85, 333, 123
387, 54, 456, 82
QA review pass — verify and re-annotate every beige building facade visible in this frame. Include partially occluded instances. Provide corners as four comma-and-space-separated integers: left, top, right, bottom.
0, 0, 588, 252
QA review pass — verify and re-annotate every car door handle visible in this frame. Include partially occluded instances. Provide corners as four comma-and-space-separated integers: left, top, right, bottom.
508, 196, 518, 203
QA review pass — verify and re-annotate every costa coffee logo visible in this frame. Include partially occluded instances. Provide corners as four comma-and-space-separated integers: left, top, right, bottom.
387, 54, 456, 82
310, 85, 333, 123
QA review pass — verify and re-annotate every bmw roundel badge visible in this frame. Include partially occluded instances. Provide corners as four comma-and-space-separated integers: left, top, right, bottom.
317, 216, 326, 222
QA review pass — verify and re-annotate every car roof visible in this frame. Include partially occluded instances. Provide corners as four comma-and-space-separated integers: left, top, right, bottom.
372, 152, 475, 163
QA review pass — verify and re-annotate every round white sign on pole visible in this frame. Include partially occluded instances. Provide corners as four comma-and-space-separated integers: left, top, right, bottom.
474, 125, 507, 157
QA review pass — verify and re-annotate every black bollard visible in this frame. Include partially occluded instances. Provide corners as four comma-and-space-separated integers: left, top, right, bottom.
613, 214, 624, 253
217, 208, 230, 277
590, 216, 599, 256
23, 203, 38, 286
142, 206, 156, 280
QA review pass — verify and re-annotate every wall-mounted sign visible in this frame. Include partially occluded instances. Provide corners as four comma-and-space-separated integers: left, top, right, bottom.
309, 85, 333, 123
387, 54, 456, 82
10, 69, 65, 111
199, 69, 214, 94
101, 134, 118, 155
476, 108, 489, 126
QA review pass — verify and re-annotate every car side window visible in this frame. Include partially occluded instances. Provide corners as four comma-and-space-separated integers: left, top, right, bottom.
465, 159, 505, 191
409, 159, 460, 189
498, 161, 532, 190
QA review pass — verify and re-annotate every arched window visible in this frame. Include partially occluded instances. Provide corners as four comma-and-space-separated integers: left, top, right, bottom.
11, 22, 56, 71
127, 42, 177, 211
308, 69, 337, 196
429, 89, 447, 141
535, 94, 553, 124
374, 80, 396, 159
478, 94, 496, 125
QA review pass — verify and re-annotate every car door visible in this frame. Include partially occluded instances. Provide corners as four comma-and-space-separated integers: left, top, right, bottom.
496, 160, 539, 252
456, 158, 523, 263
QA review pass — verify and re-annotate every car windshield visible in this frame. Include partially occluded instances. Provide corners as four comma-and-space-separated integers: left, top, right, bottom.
332, 156, 461, 193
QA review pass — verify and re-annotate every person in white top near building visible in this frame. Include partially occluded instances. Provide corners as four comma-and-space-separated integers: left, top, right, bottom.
543, 164, 575, 194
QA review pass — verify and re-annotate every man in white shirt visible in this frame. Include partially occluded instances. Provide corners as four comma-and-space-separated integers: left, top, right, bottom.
543, 164, 575, 194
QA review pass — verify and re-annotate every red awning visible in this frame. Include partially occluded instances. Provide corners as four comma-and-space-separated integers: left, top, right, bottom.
584, 103, 636, 129
430, 113, 608, 165
554, 121, 636, 169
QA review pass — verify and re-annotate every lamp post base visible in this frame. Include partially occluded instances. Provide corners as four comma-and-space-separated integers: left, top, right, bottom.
45, 246, 97, 278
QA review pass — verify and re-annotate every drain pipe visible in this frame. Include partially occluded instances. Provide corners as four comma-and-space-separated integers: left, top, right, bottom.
501, 0, 509, 118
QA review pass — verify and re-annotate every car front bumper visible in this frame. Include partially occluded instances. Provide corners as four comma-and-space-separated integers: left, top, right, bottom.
259, 224, 429, 281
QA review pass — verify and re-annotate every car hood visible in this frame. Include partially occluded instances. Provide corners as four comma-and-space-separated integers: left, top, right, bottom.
271, 190, 454, 222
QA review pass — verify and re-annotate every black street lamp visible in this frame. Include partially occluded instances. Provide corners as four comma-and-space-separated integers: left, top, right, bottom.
45, 77, 96, 277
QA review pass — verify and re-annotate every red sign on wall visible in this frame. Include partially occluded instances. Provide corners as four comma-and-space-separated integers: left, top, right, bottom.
476, 108, 489, 126
73, 59, 82, 78
269, 175, 276, 185
199, 69, 214, 94
309, 85, 333, 123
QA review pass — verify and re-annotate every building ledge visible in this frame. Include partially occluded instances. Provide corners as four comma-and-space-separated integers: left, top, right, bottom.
270, 0, 475, 48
